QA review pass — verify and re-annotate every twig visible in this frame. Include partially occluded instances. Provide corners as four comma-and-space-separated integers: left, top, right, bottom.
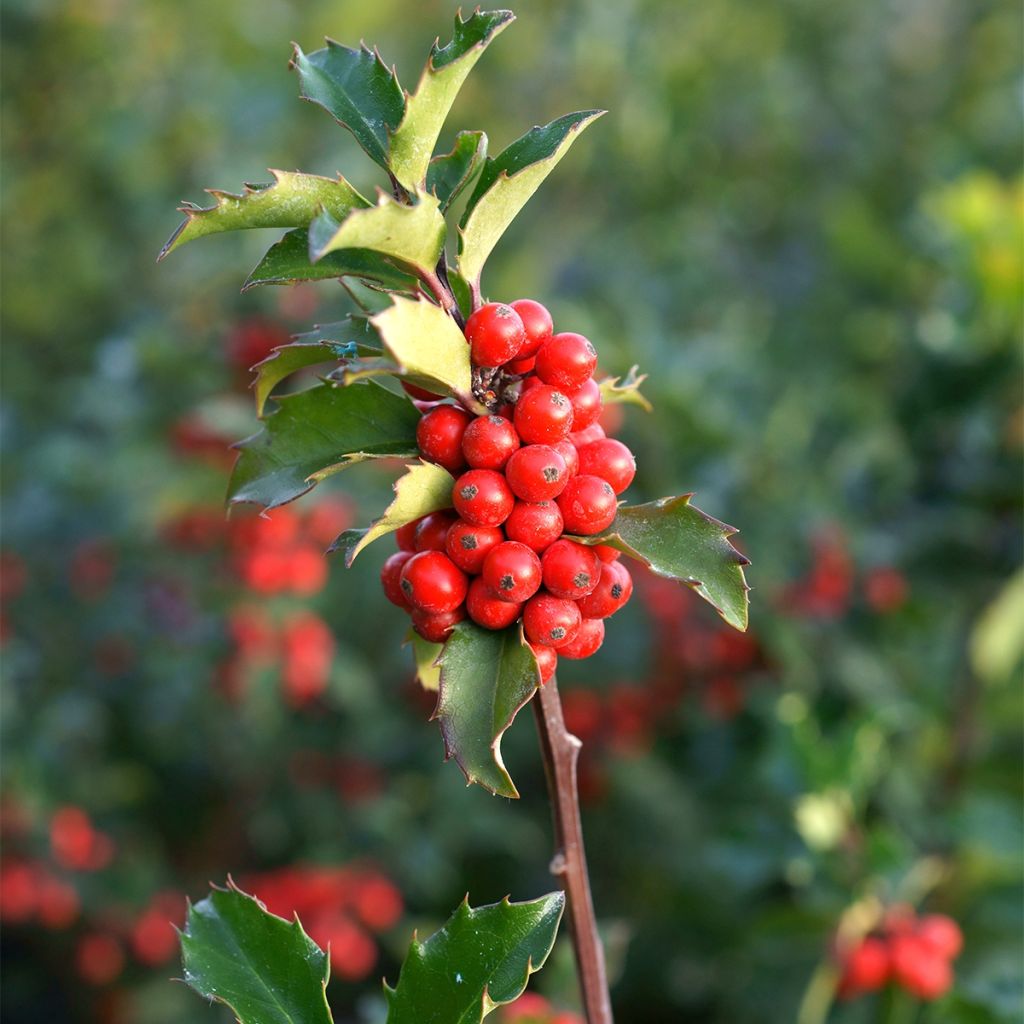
533, 677, 614, 1024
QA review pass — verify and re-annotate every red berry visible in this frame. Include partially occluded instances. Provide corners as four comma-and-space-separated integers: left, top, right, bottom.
416, 406, 471, 474
552, 439, 579, 478
519, 374, 544, 396
444, 520, 504, 574
577, 438, 636, 495
465, 302, 525, 367
466, 577, 522, 630
569, 423, 605, 448
917, 915, 963, 960
399, 551, 468, 614
535, 332, 597, 393
505, 445, 569, 502
594, 544, 621, 563
523, 593, 581, 649
452, 469, 514, 527
576, 559, 632, 618
510, 299, 553, 359
411, 606, 465, 643
504, 501, 564, 553
395, 520, 419, 552
513, 385, 574, 445
402, 381, 443, 402
381, 551, 414, 609
557, 475, 618, 535
541, 539, 601, 600
559, 617, 605, 660
569, 378, 603, 432
838, 937, 890, 997
414, 510, 457, 552
505, 354, 536, 375
462, 415, 520, 470
530, 643, 558, 683
890, 934, 953, 1000
482, 542, 542, 603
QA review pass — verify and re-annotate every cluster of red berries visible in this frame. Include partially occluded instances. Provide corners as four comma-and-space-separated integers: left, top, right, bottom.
381, 299, 636, 679
837, 906, 963, 1001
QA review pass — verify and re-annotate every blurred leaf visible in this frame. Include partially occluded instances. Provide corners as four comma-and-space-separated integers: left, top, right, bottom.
599, 365, 652, 412
435, 623, 540, 798
159, 171, 368, 260
181, 882, 333, 1024
581, 495, 751, 631
389, 10, 513, 189
428, 131, 489, 211
291, 41, 405, 172
410, 633, 443, 692
329, 461, 454, 565
970, 570, 1024, 685
227, 381, 419, 510
457, 110, 605, 284
384, 892, 564, 1023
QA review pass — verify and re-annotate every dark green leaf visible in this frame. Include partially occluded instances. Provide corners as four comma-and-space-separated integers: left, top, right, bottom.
159, 170, 368, 260
180, 881, 333, 1024
252, 344, 340, 416
384, 892, 564, 1024
581, 495, 750, 631
228, 380, 419, 510
389, 10, 514, 189
428, 131, 488, 211
293, 317, 383, 353
457, 110, 605, 284
434, 623, 541, 799
291, 41, 405, 171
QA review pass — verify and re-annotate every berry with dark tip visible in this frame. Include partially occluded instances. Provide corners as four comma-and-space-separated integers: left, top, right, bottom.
535, 332, 597, 393
481, 541, 542, 603
416, 405, 471, 475
465, 302, 526, 367
513, 385, 574, 445
444, 520, 504, 575
541, 539, 601, 600
451, 469, 514, 527
399, 551, 468, 614
523, 593, 581, 649
505, 445, 568, 502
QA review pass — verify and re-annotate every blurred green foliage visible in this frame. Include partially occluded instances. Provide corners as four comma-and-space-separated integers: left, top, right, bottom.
1, 1, 1021, 1022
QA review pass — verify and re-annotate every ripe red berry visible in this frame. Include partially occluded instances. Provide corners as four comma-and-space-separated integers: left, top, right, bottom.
916, 916, 963, 960
552, 439, 579, 478
510, 299, 553, 359
541, 539, 601, 600
395, 520, 419, 552
890, 935, 952, 1000
523, 593, 581, 649
568, 378, 603, 432
838, 937, 890, 997
505, 445, 569, 502
466, 577, 523, 630
557, 475, 618, 535
530, 643, 558, 683
505, 354, 536, 375
462, 415, 520, 470
535, 332, 597, 393
416, 405, 471, 475
411, 606, 465, 643
569, 423, 606, 448
513, 385, 574, 445
504, 501, 564, 553
577, 438, 636, 495
465, 302, 526, 367
558, 617, 605, 660
399, 551, 468, 614
444, 520, 504, 574
594, 544, 621, 563
414, 510, 457, 552
482, 542, 542, 603
576, 559, 633, 618
452, 469, 514, 527
402, 381, 443, 402
380, 551, 414, 609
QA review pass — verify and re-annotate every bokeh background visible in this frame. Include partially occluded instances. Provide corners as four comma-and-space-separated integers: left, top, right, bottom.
2, 0, 1021, 1021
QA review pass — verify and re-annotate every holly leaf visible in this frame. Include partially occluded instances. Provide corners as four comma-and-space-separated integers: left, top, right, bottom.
582, 495, 750, 631
293, 317, 383, 352
291, 41, 405, 172
159, 170, 368, 260
180, 880, 333, 1024
434, 623, 541, 799
457, 110, 605, 285
409, 632, 443, 693
384, 892, 564, 1024
389, 10, 514, 189
598, 365, 651, 412
252, 344, 341, 416
329, 461, 454, 565
243, 228, 419, 293
228, 380, 419, 510
428, 131, 488, 211
309, 190, 446, 279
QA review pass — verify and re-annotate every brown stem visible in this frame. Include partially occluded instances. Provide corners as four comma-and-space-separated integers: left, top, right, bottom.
533, 677, 614, 1024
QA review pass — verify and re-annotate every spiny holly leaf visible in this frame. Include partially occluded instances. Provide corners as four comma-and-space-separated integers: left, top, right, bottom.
329, 461, 454, 565
291, 41, 405, 172
409, 632, 443, 693
434, 623, 541, 799
457, 110, 605, 285
293, 317, 383, 352
180, 880, 333, 1024
389, 10, 514, 190
159, 170, 368, 260
309, 190, 446, 279
384, 892, 564, 1024
428, 131, 488, 211
582, 495, 750, 631
252, 344, 341, 416
243, 228, 419, 293
228, 380, 419, 510
598, 365, 652, 412
370, 293, 476, 406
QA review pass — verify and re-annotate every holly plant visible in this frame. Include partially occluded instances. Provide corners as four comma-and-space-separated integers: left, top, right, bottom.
161, 9, 750, 1023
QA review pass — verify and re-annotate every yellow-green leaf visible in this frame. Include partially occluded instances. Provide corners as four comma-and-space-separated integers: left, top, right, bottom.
599, 365, 652, 412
